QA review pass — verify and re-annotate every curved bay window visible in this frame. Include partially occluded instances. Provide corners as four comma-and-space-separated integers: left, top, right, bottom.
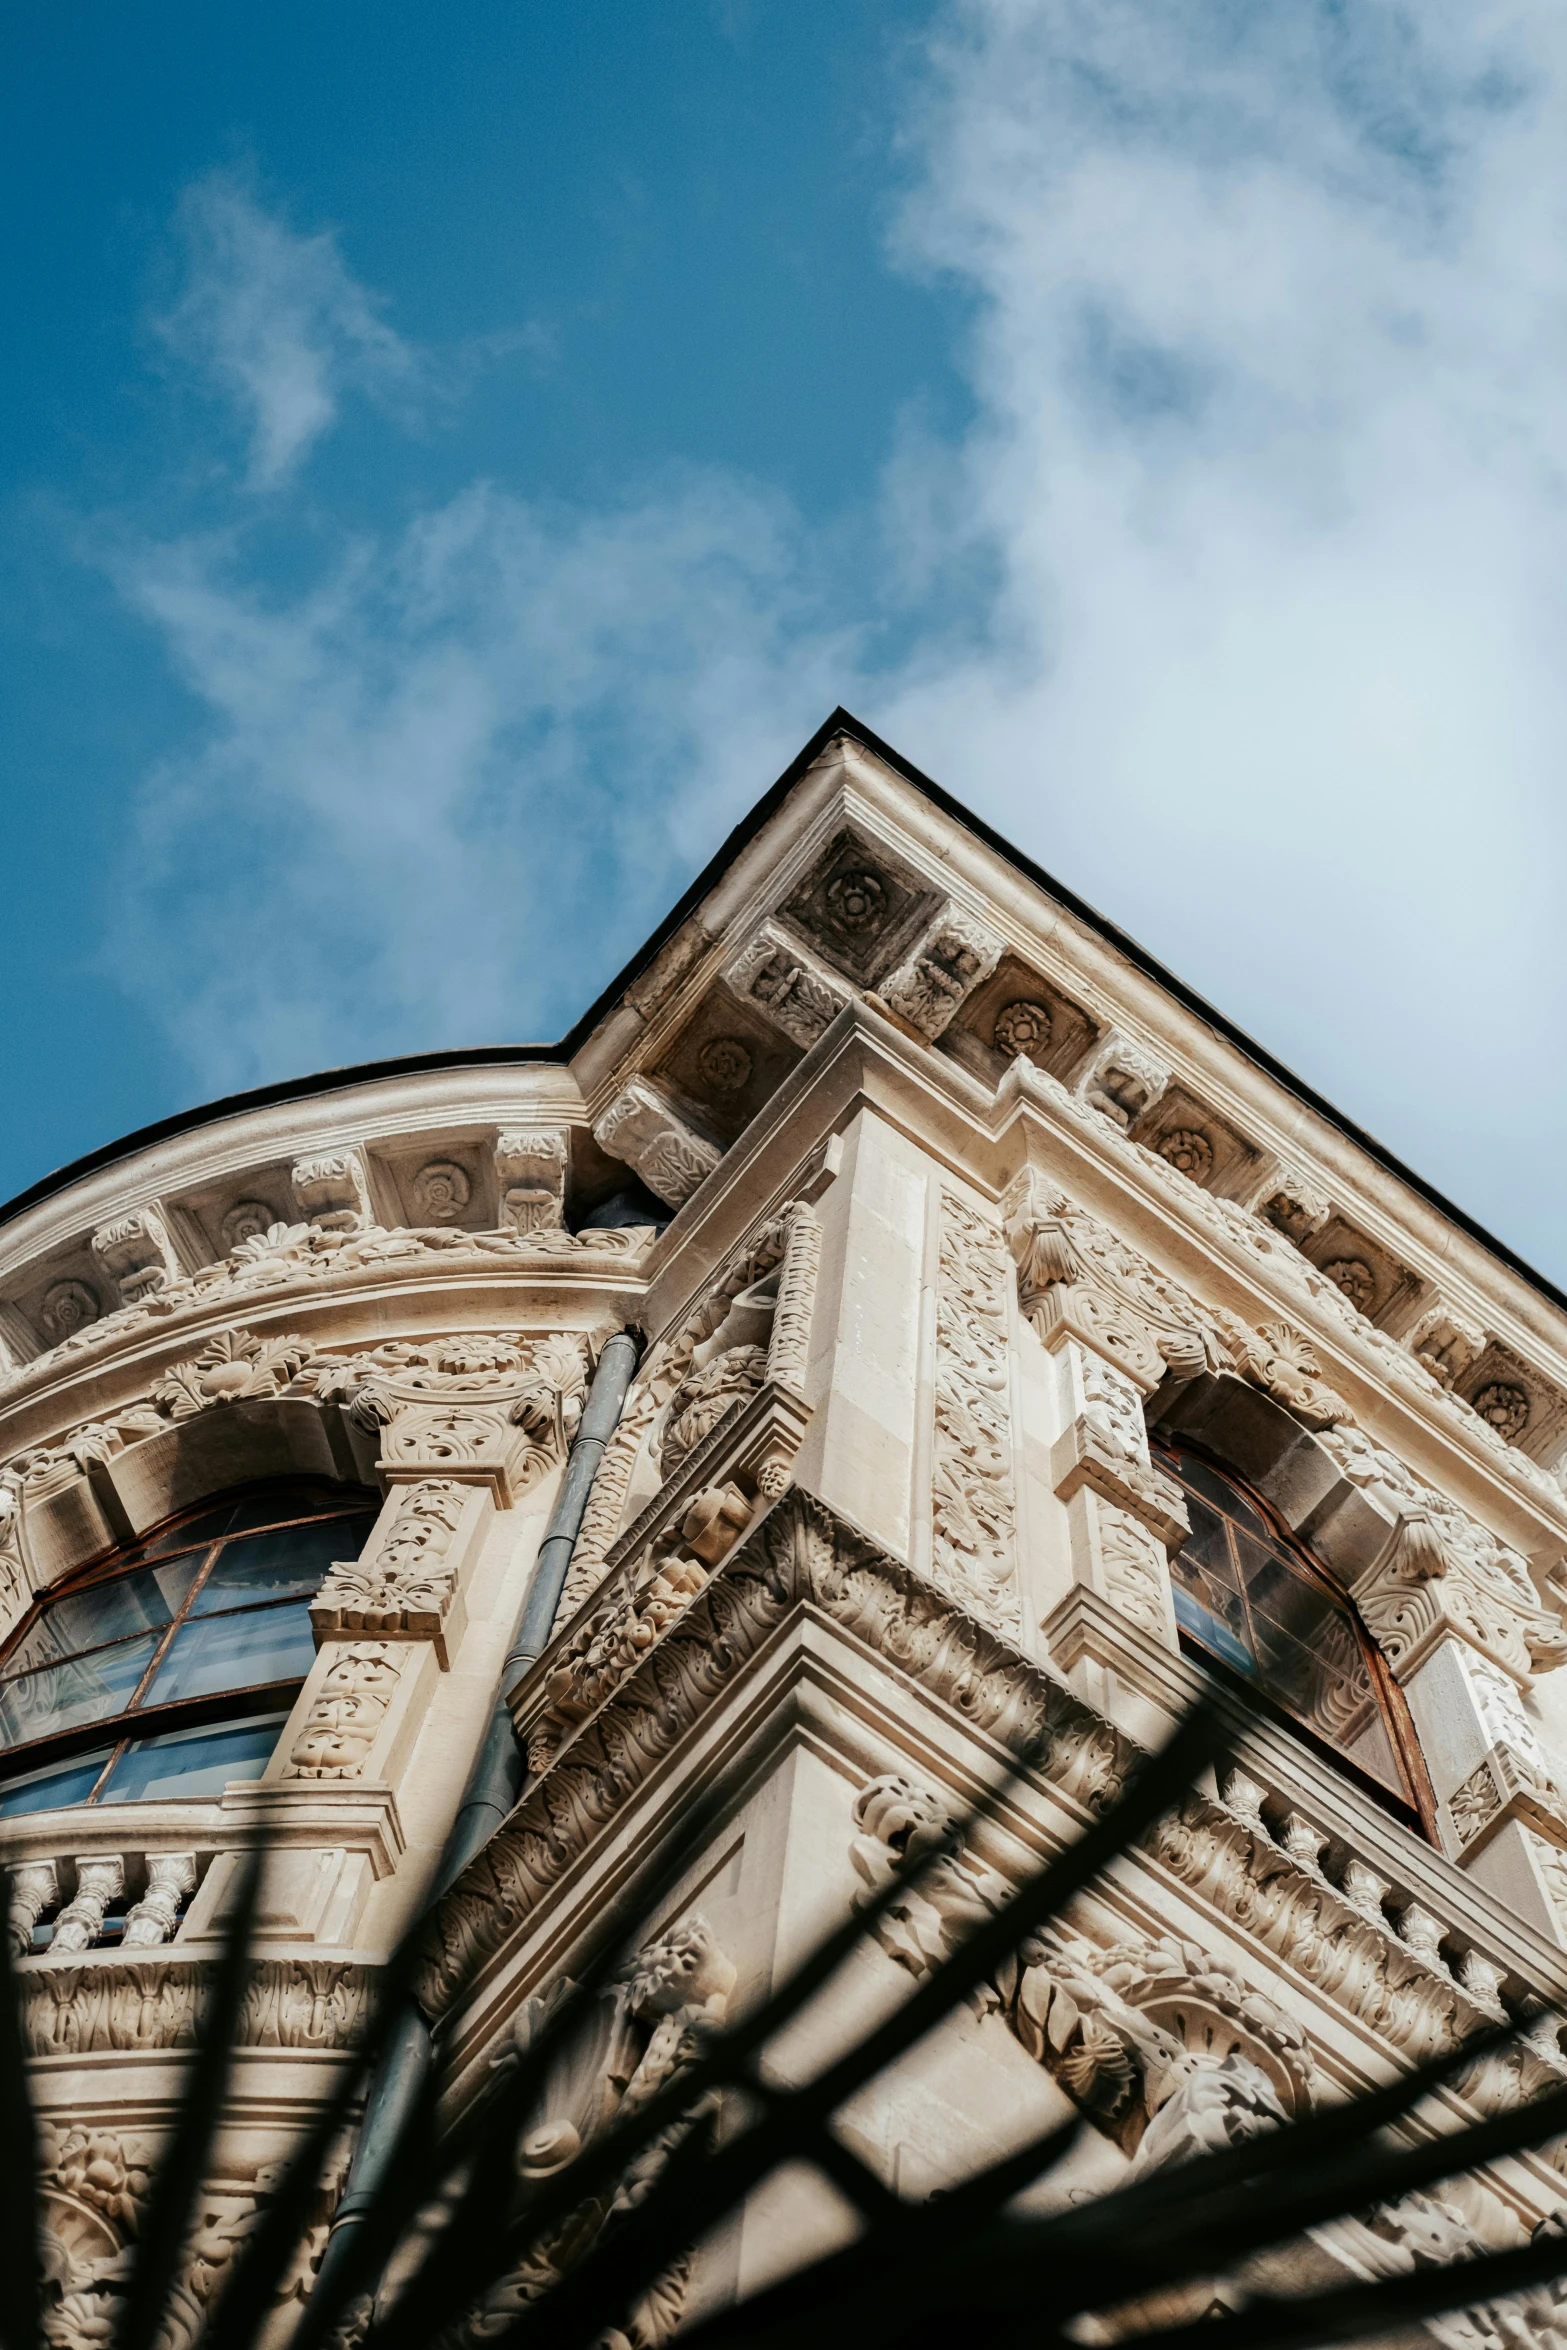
1158, 1441, 1431, 1834
0, 1482, 376, 1818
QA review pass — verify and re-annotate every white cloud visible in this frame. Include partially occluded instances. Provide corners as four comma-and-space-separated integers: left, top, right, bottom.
113, 1, 1567, 1274
159, 174, 418, 485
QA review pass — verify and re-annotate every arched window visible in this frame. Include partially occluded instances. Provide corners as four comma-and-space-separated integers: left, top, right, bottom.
0, 1481, 377, 1818
1157, 1440, 1432, 1834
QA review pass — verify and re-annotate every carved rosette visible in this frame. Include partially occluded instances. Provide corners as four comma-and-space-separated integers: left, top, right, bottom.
930, 1190, 1020, 1633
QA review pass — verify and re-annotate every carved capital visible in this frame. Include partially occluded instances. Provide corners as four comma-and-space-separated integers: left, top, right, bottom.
90, 1207, 179, 1306
1354, 1519, 1567, 1685
290, 1147, 373, 1233
725, 920, 850, 1049
494, 1126, 569, 1235
312, 1478, 475, 1663
1026, 1283, 1168, 1393
874, 902, 1003, 1041
593, 1078, 721, 1211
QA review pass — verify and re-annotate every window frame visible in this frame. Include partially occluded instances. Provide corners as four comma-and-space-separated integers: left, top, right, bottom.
0, 1479, 378, 1805
1155, 1437, 1438, 1841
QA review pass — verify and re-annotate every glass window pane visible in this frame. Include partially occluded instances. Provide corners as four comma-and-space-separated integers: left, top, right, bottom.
6, 1559, 202, 1676
1172, 1586, 1256, 1675
133, 1500, 249, 1558
0, 1748, 113, 1817
189, 1516, 371, 1614
1168, 1452, 1272, 1539
146, 1604, 316, 1706
98, 1714, 286, 1804
0, 1633, 163, 1747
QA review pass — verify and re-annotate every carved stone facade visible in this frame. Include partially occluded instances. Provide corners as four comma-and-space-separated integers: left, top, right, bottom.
7, 716, 1567, 2338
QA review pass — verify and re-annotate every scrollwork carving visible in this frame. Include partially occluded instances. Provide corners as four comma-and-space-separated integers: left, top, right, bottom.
287, 1644, 404, 1778
931, 1190, 1019, 1632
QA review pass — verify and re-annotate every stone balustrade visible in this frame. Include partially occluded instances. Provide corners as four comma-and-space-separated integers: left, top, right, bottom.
7, 1846, 208, 1956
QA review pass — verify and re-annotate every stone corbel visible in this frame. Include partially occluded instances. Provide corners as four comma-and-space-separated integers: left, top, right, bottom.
494, 1127, 569, 1235
872, 902, 1003, 1043
1077, 1030, 1170, 1129
1248, 1165, 1331, 1249
1407, 1300, 1488, 1391
90, 1207, 181, 1306
291, 1147, 373, 1233
725, 920, 851, 1050
593, 1078, 722, 1212
1352, 1513, 1567, 1688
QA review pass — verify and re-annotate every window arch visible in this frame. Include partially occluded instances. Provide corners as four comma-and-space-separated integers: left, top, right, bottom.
1156, 1440, 1432, 1834
0, 1480, 377, 1818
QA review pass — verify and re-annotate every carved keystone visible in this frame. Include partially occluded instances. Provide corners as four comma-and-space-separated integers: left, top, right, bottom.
494, 1127, 569, 1235
726, 921, 850, 1051
875, 903, 1003, 1042
594, 1080, 721, 1211
291, 1148, 373, 1233
90, 1207, 180, 1306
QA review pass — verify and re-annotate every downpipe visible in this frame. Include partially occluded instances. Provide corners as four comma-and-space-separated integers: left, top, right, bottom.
311, 1328, 642, 2308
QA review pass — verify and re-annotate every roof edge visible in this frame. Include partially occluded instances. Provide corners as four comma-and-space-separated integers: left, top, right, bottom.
3, 706, 1561, 1324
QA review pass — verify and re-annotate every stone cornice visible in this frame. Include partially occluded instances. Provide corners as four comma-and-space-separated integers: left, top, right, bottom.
418, 1486, 1567, 2096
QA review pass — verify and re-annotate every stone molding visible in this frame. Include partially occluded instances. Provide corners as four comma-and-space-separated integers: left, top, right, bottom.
418, 1486, 1134, 2014
0, 1214, 651, 1413
18, 1952, 375, 2056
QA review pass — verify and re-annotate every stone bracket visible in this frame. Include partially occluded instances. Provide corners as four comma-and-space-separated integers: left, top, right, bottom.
1051, 1419, 1188, 1547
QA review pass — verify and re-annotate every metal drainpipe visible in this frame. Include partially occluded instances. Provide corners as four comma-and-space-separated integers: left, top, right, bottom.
311, 1328, 642, 2306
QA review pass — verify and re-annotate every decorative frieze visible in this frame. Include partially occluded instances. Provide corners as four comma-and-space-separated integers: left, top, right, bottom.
90, 1208, 180, 1307
494, 1127, 569, 1234
875, 903, 1003, 1042
20, 1957, 374, 2056
593, 1077, 722, 1211
290, 1147, 373, 1232
286, 1644, 404, 1778
312, 1478, 473, 1661
150, 1326, 314, 1419
930, 1190, 1019, 1633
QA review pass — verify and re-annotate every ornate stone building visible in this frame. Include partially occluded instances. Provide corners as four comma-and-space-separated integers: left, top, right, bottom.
8, 711, 1567, 2342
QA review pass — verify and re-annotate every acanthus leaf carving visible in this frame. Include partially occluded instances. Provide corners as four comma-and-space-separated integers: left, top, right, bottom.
930, 1190, 1019, 1632
287, 1643, 404, 1778
312, 1478, 470, 1648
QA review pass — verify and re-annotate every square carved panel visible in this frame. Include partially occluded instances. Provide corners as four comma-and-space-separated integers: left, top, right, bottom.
778, 828, 939, 988
1130, 1086, 1261, 1200
1300, 1215, 1419, 1327
949, 954, 1101, 1085
650, 980, 805, 1146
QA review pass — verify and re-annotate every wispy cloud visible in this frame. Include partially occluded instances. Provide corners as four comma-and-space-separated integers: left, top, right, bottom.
108, 1, 1567, 1270
159, 173, 419, 486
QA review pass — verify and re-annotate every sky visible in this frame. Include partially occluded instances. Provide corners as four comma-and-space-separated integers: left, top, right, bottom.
2, 2, 1565, 1288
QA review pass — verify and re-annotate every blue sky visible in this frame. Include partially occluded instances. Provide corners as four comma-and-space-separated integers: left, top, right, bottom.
4, 2, 1566, 1288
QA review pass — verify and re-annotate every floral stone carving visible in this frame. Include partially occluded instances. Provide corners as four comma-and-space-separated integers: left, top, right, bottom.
287, 1643, 404, 1777
930, 1190, 1019, 1632
312, 1478, 471, 1655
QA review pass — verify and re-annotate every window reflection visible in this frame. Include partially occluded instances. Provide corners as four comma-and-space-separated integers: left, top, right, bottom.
1159, 1442, 1421, 1819
0, 1484, 374, 1817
